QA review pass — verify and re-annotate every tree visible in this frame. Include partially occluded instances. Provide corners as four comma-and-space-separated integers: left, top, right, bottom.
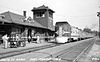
83, 28, 92, 33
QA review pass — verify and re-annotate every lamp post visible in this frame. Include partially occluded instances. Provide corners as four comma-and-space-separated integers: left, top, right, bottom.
97, 12, 100, 38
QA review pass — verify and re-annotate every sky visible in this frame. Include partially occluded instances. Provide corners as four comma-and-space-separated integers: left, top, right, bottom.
0, 0, 100, 31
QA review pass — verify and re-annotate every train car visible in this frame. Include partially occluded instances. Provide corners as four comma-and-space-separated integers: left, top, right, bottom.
71, 27, 90, 41
80, 31, 94, 39
55, 21, 71, 43
71, 26, 81, 41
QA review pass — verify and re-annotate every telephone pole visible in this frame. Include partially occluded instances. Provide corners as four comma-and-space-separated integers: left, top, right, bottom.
97, 12, 100, 38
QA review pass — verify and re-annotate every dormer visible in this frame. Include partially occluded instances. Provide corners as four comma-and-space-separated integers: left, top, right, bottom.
0, 15, 5, 19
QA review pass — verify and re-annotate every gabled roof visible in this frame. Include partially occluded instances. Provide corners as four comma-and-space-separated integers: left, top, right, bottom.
0, 11, 46, 29
0, 11, 25, 23
15, 19, 47, 29
33, 20, 47, 28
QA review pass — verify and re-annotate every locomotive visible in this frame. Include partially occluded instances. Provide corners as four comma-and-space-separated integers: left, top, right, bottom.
55, 21, 72, 43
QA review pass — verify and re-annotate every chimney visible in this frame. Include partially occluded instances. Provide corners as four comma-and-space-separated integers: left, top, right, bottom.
23, 11, 26, 18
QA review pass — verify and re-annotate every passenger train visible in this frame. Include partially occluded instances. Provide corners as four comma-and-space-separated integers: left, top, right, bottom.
55, 21, 94, 43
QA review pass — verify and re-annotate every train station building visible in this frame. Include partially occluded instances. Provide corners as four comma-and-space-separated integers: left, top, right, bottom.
0, 5, 55, 44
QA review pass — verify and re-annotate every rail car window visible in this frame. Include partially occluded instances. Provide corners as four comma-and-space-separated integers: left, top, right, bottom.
62, 33, 70, 37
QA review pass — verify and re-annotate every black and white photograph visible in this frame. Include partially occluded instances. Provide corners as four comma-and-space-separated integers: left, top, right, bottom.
0, 0, 100, 62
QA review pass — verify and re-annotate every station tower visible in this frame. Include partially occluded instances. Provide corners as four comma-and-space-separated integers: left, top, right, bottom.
31, 5, 55, 30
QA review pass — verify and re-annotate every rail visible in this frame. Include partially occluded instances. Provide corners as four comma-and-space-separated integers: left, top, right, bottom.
45, 38, 95, 62
73, 39, 95, 62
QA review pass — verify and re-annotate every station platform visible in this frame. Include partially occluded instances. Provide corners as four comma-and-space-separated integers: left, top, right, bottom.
0, 41, 52, 54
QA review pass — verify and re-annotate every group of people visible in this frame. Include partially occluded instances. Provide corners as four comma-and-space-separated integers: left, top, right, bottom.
1, 34, 21, 49
1, 34, 41, 49
28, 35, 40, 43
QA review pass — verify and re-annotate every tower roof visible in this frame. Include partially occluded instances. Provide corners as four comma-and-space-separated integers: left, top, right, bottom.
31, 5, 55, 13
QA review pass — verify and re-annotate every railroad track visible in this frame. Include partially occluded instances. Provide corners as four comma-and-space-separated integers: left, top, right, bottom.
0, 43, 62, 59
44, 38, 95, 62
72, 39, 95, 62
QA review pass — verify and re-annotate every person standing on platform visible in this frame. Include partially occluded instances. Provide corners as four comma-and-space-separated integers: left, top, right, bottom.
37, 36, 40, 43
28, 36, 31, 43
2, 34, 9, 49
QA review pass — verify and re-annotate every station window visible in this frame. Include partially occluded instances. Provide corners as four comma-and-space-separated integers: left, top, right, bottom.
49, 11, 53, 18
35, 11, 45, 18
